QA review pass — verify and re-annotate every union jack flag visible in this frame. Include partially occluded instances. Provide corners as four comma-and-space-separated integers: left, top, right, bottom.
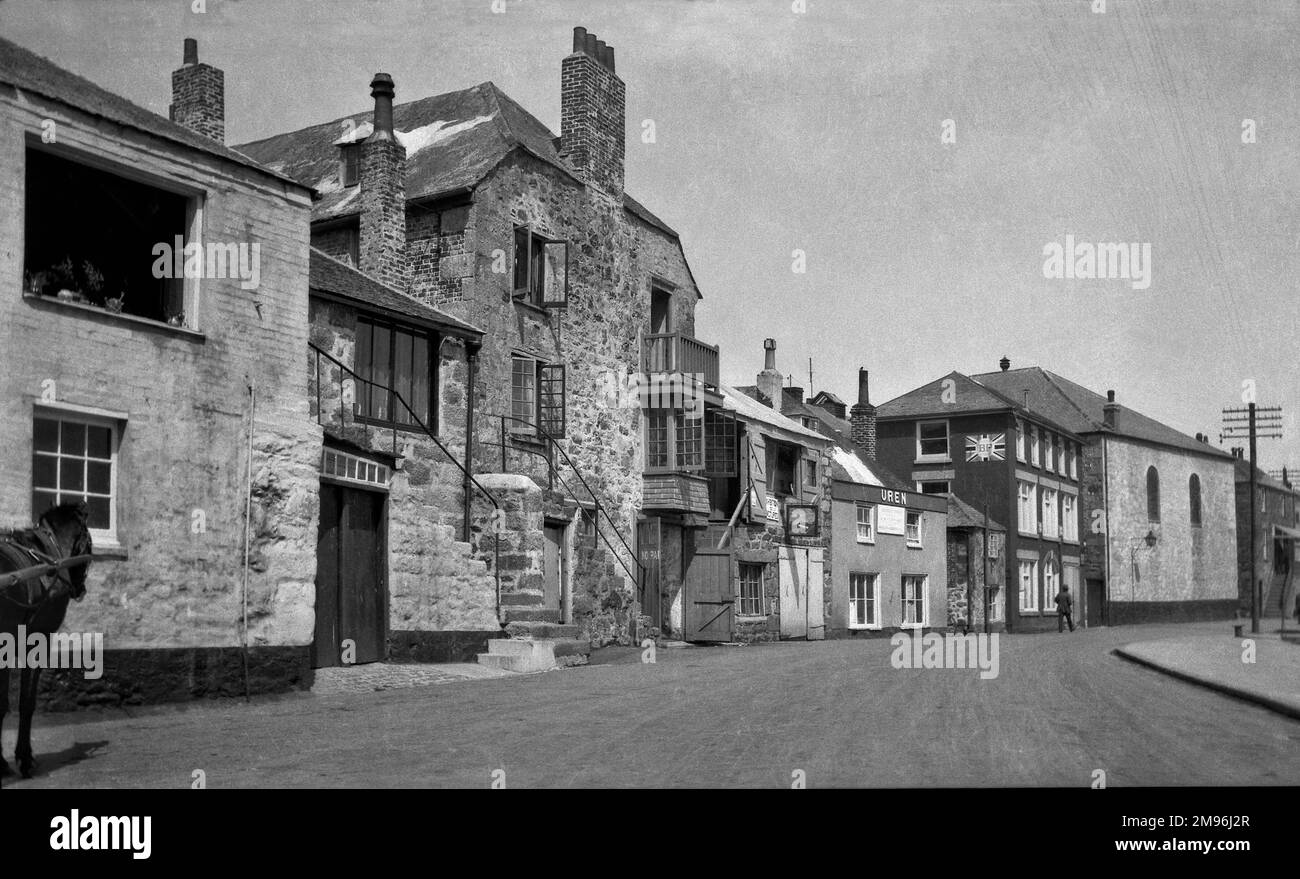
966, 433, 1006, 462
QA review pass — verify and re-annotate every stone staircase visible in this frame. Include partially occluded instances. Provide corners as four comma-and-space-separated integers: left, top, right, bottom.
1261, 575, 1293, 618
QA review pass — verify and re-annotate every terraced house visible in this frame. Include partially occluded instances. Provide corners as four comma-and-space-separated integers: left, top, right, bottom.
238, 26, 715, 659
874, 361, 1086, 633
0, 37, 320, 703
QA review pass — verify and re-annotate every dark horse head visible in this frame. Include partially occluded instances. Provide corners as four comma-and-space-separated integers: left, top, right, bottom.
38, 502, 93, 601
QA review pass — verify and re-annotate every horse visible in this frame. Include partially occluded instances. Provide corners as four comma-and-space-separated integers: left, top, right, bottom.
0, 502, 93, 779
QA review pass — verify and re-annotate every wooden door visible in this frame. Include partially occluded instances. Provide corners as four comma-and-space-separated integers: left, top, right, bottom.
637, 519, 663, 631
805, 548, 825, 640
684, 548, 733, 642
313, 483, 386, 668
1086, 578, 1104, 627
543, 524, 564, 617
779, 545, 807, 639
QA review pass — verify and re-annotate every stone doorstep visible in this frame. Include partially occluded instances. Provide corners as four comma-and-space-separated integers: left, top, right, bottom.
478, 638, 557, 673
503, 607, 562, 624
504, 620, 583, 640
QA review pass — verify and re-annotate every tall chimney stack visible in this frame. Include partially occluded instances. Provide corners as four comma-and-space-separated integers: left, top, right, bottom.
756, 339, 783, 408
169, 38, 225, 143
359, 73, 409, 292
561, 26, 625, 200
850, 368, 878, 460
1102, 389, 1119, 430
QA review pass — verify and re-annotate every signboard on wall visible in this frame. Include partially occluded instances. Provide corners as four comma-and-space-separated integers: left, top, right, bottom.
766, 493, 781, 522
965, 433, 1006, 462
878, 504, 906, 535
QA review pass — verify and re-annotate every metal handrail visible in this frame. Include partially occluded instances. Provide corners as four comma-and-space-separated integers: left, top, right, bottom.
309, 342, 503, 620
493, 413, 645, 587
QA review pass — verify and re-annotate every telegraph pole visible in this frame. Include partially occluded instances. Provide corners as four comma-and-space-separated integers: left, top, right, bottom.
1222, 403, 1284, 634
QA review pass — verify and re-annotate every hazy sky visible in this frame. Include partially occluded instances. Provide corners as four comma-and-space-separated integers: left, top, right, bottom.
4, 0, 1297, 469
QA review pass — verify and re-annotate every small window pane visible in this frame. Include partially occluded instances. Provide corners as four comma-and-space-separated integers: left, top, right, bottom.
86, 425, 112, 459
61, 421, 85, 456
32, 454, 57, 489
60, 457, 84, 491
86, 496, 110, 529
87, 460, 111, 494
34, 418, 59, 452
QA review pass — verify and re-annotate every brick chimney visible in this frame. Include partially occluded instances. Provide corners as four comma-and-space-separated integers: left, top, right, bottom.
1102, 389, 1119, 430
850, 368, 877, 460
756, 339, 783, 408
561, 26, 625, 201
781, 385, 804, 413
359, 73, 409, 291
169, 38, 224, 143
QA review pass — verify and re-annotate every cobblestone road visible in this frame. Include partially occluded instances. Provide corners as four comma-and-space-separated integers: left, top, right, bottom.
5, 622, 1298, 788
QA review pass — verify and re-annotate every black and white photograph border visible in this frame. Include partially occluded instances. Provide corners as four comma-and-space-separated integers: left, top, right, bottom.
0, 0, 1296, 831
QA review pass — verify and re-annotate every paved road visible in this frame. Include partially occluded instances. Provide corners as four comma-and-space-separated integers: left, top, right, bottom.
5, 622, 1298, 788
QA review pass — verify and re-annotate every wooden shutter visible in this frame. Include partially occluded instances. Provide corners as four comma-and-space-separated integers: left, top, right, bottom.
745, 430, 767, 521
538, 363, 566, 438
541, 240, 568, 308
512, 226, 530, 297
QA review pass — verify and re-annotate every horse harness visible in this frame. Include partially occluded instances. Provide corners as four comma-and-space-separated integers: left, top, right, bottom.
0, 524, 69, 612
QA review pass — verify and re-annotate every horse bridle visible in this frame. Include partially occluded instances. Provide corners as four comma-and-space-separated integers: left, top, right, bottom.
0, 522, 80, 611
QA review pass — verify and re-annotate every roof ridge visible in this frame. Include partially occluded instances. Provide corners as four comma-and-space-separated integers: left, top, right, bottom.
1038, 369, 1102, 430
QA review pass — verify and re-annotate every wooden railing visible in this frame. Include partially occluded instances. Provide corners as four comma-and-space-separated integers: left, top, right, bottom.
642, 332, 720, 387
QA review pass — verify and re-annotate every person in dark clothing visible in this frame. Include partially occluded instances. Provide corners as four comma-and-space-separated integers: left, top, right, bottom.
1055, 584, 1074, 632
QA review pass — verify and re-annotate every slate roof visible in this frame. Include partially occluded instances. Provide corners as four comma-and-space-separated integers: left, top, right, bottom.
1233, 459, 1300, 496
876, 370, 1084, 440
309, 248, 482, 337
236, 79, 698, 295
0, 37, 309, 192
830, 446, 912, 492
946, 493, 1007, 532
972, 367, 1232, 460
720, 384, 829, 444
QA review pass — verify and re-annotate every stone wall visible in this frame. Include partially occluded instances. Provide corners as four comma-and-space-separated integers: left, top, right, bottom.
306, 297, 499, 635
1102, 438, 1237, 612
0, 89, 319, 656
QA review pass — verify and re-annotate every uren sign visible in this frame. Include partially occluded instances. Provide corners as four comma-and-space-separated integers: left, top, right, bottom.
880, 489, 908, 505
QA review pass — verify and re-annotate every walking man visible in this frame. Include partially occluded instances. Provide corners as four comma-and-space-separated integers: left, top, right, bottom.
1055, 583, 1075, 632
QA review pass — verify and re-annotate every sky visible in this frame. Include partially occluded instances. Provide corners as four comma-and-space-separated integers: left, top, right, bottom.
3, 0, 1297, 470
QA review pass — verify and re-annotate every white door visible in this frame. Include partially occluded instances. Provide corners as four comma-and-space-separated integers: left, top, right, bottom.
779, 546, 825, 640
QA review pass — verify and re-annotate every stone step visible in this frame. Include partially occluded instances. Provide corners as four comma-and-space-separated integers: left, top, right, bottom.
504, 621, 582, 640
500, 591, 545, 606
476, 639, 556, 673
503, 607, 562, 623
486, 638, 536, 656
551, 638, 591, 658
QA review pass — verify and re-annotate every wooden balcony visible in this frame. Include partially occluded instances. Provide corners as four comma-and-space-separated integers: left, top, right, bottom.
642, 332, 720, 387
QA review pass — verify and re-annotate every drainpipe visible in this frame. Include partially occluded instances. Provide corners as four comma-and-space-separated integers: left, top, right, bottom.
241, 380, 255, 702
462, 339, 479, 544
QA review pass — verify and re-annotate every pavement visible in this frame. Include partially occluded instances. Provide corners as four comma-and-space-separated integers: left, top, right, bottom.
3, 621, 1297, 788
310, 662, 514, 695
1113, 621, 1300, 720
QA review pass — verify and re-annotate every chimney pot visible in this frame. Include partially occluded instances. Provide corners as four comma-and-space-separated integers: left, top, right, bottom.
856, 368, 870, 406
1107, 389, 1115, 403
573, 26, 587, 53
999, 355, 1010, 372
605, 45, 616, 71
584, 32, 598, 57
369, 73, 396, 138
594, 38, 606, 62
169, 38, 224, 143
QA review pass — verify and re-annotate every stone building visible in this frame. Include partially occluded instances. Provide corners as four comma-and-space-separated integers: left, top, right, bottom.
237, 26, 712, 651
1232, 457, 1299, 623
874, 367, 1087, 633
944, 494, 1007, 632
710, 379, 833, 642
971, 363, 1238, 625
1, 37, 320, 703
